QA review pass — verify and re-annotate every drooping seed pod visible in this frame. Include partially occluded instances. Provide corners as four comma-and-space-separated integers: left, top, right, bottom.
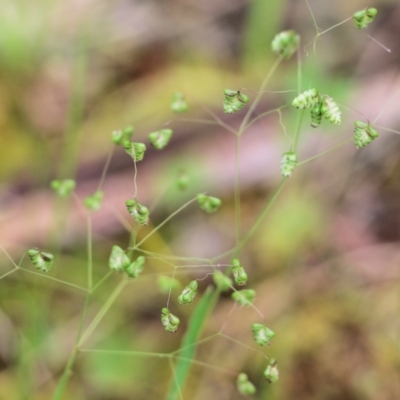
223, 89, 249, 114
126, 199, 149, 225
271, 30, 300, 59
310, 101, 323, 128
84, 190, 103, 211
123, 141, 146, 161
213, 271, 233, 292
197, 194, 221, 213
161, 307, 180, 333
125, 256, 145, 278
109, 245, 130, 272
237, 373, 256, 395
281, 151, 297, 177
252, 323, 275, 346
231, 258, 248, 286
264, 359, 279, 383
353, 8, 378, 29
157, 276, 181, 294
112, 126, 134, 145
28, 248, 54, 272
171, 92, 188, 113
320, 96, 341, 125
232, 289, 256, 306
353, 121, 379, 148
50, 179, 76, 198
178, 280, 198, 305
148, 129, 173, 150
292, 88, 320, 109
177, 170, 190, 191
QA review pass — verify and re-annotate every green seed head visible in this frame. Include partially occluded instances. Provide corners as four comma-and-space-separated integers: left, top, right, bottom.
237, 373, 256, 395
271, 30, 300, 59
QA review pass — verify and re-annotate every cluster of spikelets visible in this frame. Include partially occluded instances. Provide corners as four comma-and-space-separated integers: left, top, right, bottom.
292, 88, 342, 128
26, 11, 382, 394
159, 257, 280, 392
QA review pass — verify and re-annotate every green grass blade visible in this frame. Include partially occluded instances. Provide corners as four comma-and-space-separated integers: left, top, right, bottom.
166, 286, 219, 400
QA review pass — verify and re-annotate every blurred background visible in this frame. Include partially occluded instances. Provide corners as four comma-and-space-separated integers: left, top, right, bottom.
1, 0, 400, 399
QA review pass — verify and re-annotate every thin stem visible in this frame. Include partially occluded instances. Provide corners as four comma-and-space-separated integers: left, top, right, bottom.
79, 348, 170, 358
292, 109, 305, 152
234, 133, 241, 245
0, 268, 18, 280
52, 294, 90, 400
134, 197, 198, 248
164, 118, 221, 127
304, 0, 321, 34
19, 268, 88, 292
297, 138, 352, 167
219, 333, 269, 360
234, 178, 286, 258
195, 102, 237, 135
318, 17, 352, 35
170, 334, 219, 355
241, 104, 290, 133
239, 56, 283, 135
168, 357, 184, 400
0, 243, 19, 268
373, 85, 400, 124
91, 271, 113, 294
78, 279, 127, 346
172, 355, 236, 376
97, 146, 115, 191
87, 214, 93, 291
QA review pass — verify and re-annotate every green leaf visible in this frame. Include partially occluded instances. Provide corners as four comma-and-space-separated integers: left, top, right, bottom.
166, 287, 218, 400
